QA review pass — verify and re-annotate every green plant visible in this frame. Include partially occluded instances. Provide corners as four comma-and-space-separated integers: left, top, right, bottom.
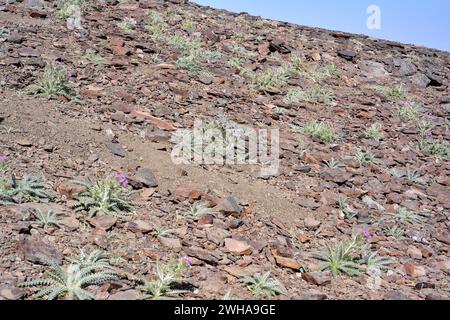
56, 0, 90, 20
137, 261, 188, 300
302, 86, 334, 105
168, 34, 201, 54
33, 209, 62, 229
27, 64, 74, 100
354, 149, 376, 166
19, 260, 117, 300
388, 207, 425, 225
412, 138, 449, 160
338, 198, 357, 219
250, 67, 290, 92
307, 64, 339, 81
290, 55, 304, 74
175, 54, 203, 76
151, 225, 173, 239
284, 88, 303, 104
67, 249, 111, 270
301, 121, 337, 144
323, 158, 345, 169
396, 101, 422, 122
0, 27, 9, 38
241, 272, 286, 299
383, 225, 405, 240
118, 19, 134, 33
181, 19, 196, 31
315, 235, 364, 277
72, 178, 133, 219
359, 248, 393, 276
384, 85, 405, 100
186, 202, 216, 221
0, 175, 54, 204
227, 57, 244, 70
364, 124, 384, 141
83, 50, 106, 65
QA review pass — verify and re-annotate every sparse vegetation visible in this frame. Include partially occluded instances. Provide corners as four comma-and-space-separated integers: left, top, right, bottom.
175, 54, 203, 76
315, 235, 363, 277
301, 86, 334, 104
396, 101, 422, 122
137, 261, 189, 300
118, 18, 135, 33
250, 67, 290, 92
382, 85, 405, 100
383, 225, 405, 240
388, 206, 425, 225
83, 49, 106, 65
284, 88, 303, 104
185, 202, 216, 221
0, 27, 9, 38
227, 57, 244, 70
324, 158, 345, 169
0, 175, 53, 204
241, 272, 286, 299
151, 225, 173, 239
19, 260, 117, 300
354, 149, 376, 166
56, 0, 91, 20
27, 64, 75, 100
33, 209, 62, 229
72, 177, 134, 219
301, 121, 337, 144
67, 249, 112, 270
412, 138, 449, 160
364, 124, 384, 141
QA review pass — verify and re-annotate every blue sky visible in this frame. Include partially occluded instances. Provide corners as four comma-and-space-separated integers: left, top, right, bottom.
193, 0, 450, 52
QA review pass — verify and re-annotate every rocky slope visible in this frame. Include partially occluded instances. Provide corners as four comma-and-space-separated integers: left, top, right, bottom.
0, 0, 449, 300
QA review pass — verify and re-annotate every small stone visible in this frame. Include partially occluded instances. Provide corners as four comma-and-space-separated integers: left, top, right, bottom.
224, 238, 253, 256
18, 47, 40, 57
304, 217, 321, 230
126, 220, 152, 233
274, 255, 301, 271
216, 196, 243, 217
129, 167, 158, 188
407, 246, 423, 260
302, 272, 332, 286
206, 227, 231, 246
105, 141, 127, 157
16, 138, 32, 147
0, 286, 26, 300
88, 216, 117, 231
159, 237, 182, 252
184, 246, 219, 265
108, 289, 140, 300
60, 216, 79, 231
337, 50, 357, 61
403, 264, 427, 278
198, 214, 214, 226
18, 236, 63, 265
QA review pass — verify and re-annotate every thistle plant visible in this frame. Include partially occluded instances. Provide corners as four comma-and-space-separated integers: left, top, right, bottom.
56, 0, 91, 20
364, 124, 384, 141
118, 18, 135, 33
72, 178, 133, 219
383, 225, 405, 240
301, 121, 337, 144
0, 155, 7, 173
227, 57, 244, 70
323, 158, 345, 169
151, 225, 173, 239
359, 248, 393, 276
284, 88, 303, 104
27, 64, 74, 100
354, 149, 376, 166
33, 209, 62, 229
387, 207, 425, 225
241, 272, 286, 299
0, 27, 9, 38
0, 175, 54, 204
302, 86, 334, 105
137, 261, 189, 300
175, 54, 203, 76
396, 101, 422, 123
314, 235, 364, 277
67, 249, 112, 270
83, 50, 106, 65
250, 67, 290, 92
19, 260, 117, 300
186, 202, 216, 221
412, 138, 449, 160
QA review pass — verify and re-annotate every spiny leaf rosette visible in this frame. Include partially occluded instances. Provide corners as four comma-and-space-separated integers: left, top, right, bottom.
72, 177, 134, 219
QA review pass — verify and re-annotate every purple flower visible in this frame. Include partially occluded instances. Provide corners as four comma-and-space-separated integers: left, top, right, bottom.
0, 155, 8, 162
115, 173, 129, 187
184, 257, 193, 266
363, 229, 373, 240
424, 131, 433, 138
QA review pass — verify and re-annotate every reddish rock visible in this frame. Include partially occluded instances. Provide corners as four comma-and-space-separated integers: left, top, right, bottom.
130, 110, 175, 131
302, 272, 332, 286
224, 238, 253, 256
403, 264, 427, 278
127, 220, 152, 233
274, 255, 301, 271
